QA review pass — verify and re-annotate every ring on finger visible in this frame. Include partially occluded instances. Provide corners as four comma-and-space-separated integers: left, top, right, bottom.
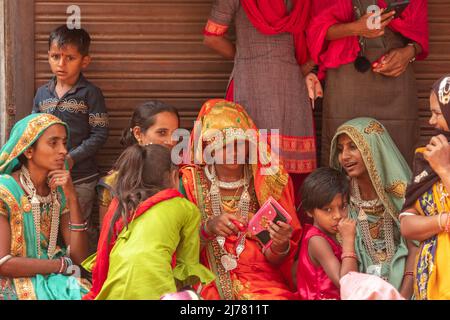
226, 221, 232, 227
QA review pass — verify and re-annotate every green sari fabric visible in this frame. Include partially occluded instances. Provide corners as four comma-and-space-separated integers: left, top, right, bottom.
0, 114, 88, 300
329, 117, 412, 289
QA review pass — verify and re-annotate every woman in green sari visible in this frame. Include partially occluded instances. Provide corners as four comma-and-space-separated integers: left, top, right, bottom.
0, 113, 90, 300
329, 117, 417, 299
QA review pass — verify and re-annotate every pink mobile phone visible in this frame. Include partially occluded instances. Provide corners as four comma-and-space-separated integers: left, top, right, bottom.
247, 197, 292, 250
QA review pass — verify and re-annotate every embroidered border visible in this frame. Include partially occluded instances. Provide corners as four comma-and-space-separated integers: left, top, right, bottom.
0, 114, 65, 173
195, 169, 235, 300
203, 20, 229, 36
39, 98, 88, 114
364, 121, 385, 135
385, 180, 407, 198
0, 186, 37, 299
89, 113, 109, 127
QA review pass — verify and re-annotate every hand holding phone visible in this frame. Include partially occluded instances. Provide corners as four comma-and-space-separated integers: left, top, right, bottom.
384, 0, 410, 19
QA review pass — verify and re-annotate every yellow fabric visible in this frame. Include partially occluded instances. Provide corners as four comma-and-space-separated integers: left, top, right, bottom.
97, 171, 118, 208
414, 182, 450, 299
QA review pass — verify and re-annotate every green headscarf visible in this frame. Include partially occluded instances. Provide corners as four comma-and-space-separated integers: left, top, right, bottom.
329, 117, 412, 290
0, 113, 68, 174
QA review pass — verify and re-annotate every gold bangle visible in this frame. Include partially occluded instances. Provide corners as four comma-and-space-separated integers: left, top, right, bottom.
270, 242, 290, 256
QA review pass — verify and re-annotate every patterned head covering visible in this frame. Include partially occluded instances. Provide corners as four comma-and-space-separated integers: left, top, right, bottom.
330, 117, 412, 221
0, 113, 68, 174
188, 99, 289, 204
403, 75, 450, 209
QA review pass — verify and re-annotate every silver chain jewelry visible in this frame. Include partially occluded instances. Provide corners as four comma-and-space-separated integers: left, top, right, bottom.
206, 165, 251, 272
20, 165, 60, 259
350, 179, 395, 265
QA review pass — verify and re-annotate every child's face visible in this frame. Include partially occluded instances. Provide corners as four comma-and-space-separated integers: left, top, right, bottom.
337, 134, 367, 179
309, 193, 348, 236
429, 92, 449, 131
48, 41, 90, 85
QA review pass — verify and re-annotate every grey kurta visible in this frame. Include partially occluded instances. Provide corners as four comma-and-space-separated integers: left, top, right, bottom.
208, 0, 316, 174
320, 0, 419, 167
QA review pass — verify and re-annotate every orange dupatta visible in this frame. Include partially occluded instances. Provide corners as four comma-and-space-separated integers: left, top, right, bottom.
181, 99, 301, 299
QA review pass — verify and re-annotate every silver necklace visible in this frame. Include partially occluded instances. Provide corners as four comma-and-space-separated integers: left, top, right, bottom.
208, 165, 251, 272
19, 166, 60, 259
350, 179, 395, 264
204, 165, 245, 190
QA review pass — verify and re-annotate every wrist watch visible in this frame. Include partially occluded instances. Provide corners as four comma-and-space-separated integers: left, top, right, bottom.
407, 42, 417, 63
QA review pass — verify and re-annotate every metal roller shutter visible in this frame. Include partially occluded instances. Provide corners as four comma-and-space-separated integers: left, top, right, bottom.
33, 0, 450, 172
34, 0, 233, 173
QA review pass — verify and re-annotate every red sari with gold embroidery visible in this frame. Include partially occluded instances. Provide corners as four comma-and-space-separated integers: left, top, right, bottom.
180, 99, 301, 300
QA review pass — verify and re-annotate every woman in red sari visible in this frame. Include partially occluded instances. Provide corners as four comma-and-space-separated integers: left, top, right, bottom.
180, 99, 301, 300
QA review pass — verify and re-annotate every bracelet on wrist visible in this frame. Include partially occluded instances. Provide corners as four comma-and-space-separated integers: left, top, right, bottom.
69, 221, 88, 232
403, 271, 414, 278
407, 42, 417, 63
341, 252, 358, 261
445, 213, 450, 233
200, 220, 215, 241
270, 242, 290, 256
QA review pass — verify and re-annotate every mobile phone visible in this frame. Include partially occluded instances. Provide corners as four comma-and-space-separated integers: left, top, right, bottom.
385, 1, 410, 19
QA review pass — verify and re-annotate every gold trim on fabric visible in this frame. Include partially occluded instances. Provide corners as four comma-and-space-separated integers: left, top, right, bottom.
364, 121, 385, 135
0, 114, 65, 173
89, 113, 109, 127
336, 126, 398, 222
39, 98, 88, 114
385, 181, 407, 198
196, 169, 235, 300
13, 278, 36, 300
0, 152, 9, 162
0, 186, 37, 299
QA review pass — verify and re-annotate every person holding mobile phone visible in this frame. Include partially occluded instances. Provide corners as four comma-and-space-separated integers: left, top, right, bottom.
307, 0, 428, 167
180, 99, 302, 300
0, 113, 90, 300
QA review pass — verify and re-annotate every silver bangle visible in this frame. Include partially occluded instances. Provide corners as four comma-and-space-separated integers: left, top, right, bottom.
407, 43, 417, 63
0, 254, 13, 267
270, 242, 291, 256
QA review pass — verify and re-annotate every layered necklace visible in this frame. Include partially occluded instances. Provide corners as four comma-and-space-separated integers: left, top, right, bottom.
205, 165, 251, 272
350, 179, 395, 265
19, 165, 60, 259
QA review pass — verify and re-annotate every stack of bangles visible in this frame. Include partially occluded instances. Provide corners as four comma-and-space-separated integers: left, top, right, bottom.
200, 221, 215, 241
341, 252, 358, 261
403, 271, 414, 278
58, 256, 74, 275
69, 221, 88, 232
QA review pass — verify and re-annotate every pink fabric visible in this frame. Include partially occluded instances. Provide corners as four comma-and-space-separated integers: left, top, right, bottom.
340, 272, 405, 300
306, 0, 429, 79
296, 224, 342, 300
160, 290, 200, 300
241, 0, 311, 64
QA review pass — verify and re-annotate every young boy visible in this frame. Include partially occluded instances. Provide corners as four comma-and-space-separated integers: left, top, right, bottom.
32, 25, 108, 254
296, 167, 357, 300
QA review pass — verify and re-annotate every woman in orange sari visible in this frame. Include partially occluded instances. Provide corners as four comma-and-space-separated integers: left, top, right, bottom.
180, 99, 301, 300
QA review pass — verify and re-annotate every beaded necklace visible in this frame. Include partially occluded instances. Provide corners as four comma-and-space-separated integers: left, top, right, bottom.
206, 165, 251, 272
350, 179, 395, 265
19, 166, 60, 259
